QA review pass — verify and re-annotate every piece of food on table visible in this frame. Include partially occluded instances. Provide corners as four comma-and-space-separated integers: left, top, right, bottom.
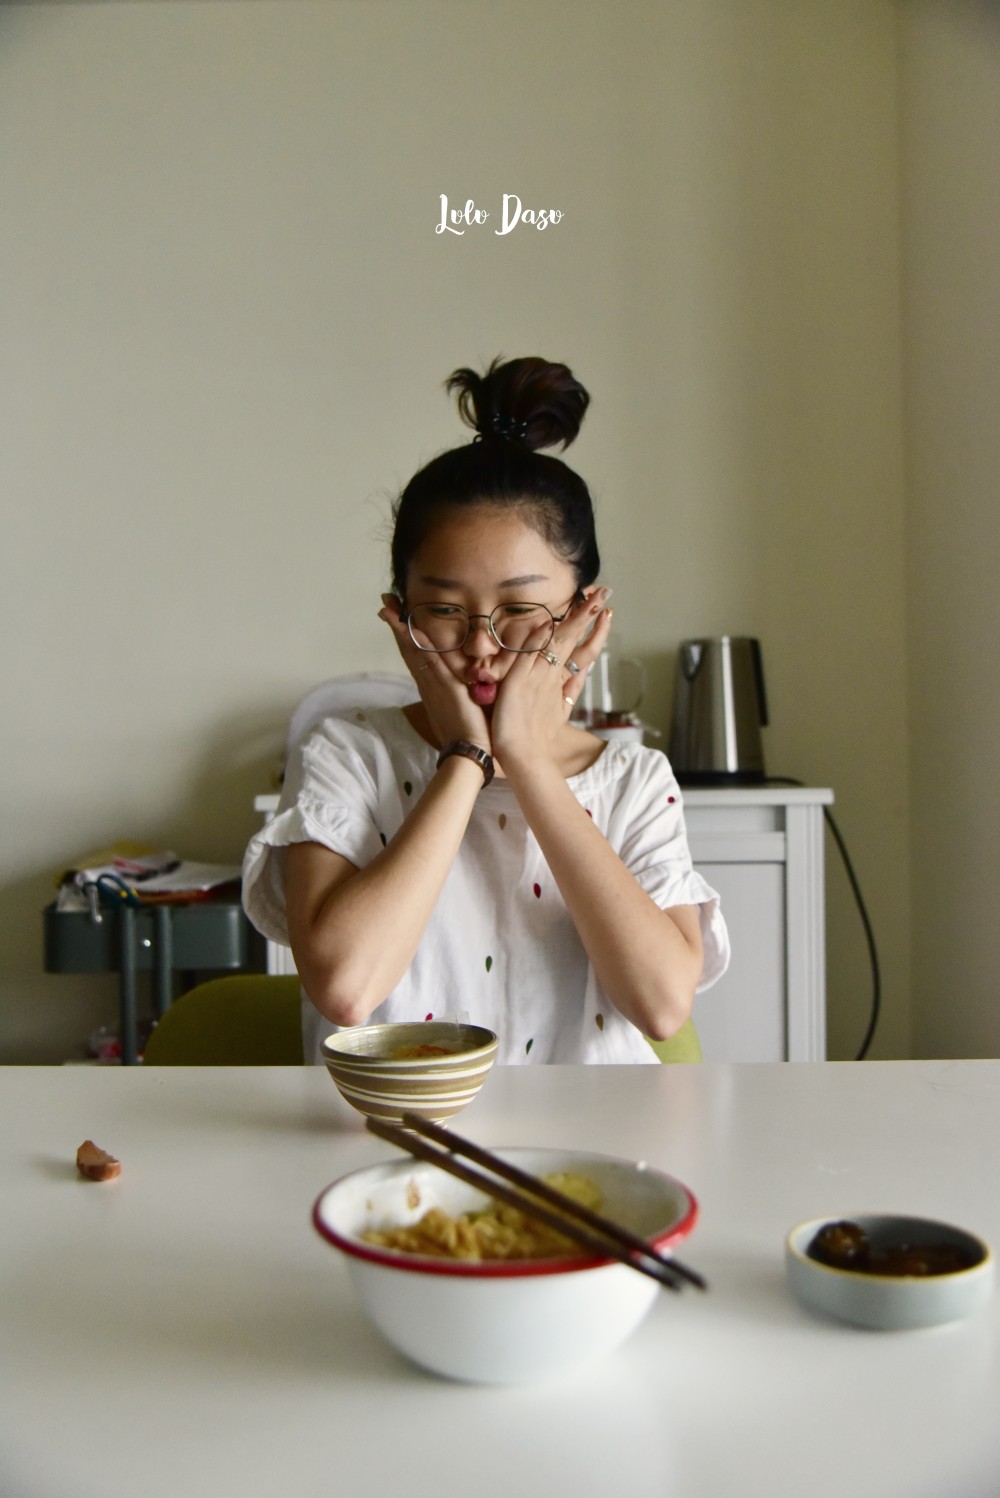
76, 1140, 121, 1181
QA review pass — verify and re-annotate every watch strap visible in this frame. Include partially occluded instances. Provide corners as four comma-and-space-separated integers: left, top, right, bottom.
436, 739, 495, 787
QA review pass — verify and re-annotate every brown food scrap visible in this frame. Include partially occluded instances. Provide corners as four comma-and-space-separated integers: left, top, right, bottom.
76, 1140, 121, 1182
808, 1220, 871, 1270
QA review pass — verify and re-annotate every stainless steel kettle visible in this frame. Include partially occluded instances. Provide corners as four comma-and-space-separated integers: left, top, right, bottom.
667, 636, 768, 783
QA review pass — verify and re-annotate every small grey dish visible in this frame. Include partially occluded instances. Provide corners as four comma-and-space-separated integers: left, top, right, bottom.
786, 1214, 994, 1332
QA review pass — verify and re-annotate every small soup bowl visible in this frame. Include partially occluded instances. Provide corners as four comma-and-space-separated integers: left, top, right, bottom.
786, 1213, 993, 1331
313, 1146, 698, 1383
321, 1021, 499, 1126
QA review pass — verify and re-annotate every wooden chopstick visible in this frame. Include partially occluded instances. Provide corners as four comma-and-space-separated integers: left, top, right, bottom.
365, 1115, 680, 1290
365, 1113, 706, 1292
405, 1112, 707, 1292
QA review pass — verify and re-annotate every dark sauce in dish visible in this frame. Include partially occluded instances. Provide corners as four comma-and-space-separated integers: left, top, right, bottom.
807, 1220, 982, 1277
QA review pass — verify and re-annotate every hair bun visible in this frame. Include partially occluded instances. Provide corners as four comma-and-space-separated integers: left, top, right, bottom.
445, 356, 590, 453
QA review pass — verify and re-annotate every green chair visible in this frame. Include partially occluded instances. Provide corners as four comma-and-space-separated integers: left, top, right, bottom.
646, 1017, 703, 1064
142, 975, 303, 1065
141, 973, 700, 1066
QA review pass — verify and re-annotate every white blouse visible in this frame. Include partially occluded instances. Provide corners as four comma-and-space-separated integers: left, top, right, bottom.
242, 707, 729, 1066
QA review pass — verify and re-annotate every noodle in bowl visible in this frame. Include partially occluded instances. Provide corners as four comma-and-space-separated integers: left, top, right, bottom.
312, 1146, 698, 1383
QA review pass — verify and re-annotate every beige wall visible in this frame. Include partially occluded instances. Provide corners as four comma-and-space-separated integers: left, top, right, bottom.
898, 3, 1000, 1057
2, 0, 912, 1062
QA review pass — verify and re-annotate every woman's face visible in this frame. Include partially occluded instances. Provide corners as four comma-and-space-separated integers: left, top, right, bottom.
403, 506, 586, 708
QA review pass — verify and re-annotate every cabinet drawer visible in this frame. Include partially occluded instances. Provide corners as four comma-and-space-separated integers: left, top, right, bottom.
688, 832, 785, 864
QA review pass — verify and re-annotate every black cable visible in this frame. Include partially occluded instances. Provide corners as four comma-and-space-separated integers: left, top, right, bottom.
764, 777, 881, 1060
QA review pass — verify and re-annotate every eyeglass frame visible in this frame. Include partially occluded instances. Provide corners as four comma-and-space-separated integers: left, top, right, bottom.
400, 599, 576, 654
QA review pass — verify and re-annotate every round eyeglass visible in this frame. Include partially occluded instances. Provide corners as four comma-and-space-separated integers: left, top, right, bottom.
402, 602, 570, 654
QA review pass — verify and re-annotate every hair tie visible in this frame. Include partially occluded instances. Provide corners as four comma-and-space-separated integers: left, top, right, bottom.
488, 413, 530, 442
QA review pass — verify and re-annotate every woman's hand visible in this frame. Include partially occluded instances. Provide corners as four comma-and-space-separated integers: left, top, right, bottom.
490, 588, 612, 773
378, 594, 492, 752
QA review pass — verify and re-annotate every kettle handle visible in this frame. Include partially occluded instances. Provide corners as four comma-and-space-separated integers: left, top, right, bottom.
751, 638, 769, 727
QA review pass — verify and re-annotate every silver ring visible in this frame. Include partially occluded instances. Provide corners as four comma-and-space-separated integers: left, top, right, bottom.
566, 660, 581, 676
417, 664, 431, 672
541, 650, 561, 668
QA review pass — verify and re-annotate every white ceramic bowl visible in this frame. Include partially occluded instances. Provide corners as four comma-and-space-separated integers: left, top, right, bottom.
786, 1214, 994, 1331
313, 1146, 698, 1383
321, 1021, 498, 1125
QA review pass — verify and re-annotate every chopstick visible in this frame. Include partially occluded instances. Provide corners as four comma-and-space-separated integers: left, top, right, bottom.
412, 1113, 708, 1292
365, 1112, 707, 1293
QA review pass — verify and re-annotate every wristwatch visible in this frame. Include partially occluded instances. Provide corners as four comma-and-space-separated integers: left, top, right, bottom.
436, 739, 495, 787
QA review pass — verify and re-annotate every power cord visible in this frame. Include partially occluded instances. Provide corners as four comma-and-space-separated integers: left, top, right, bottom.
764, 777, 881, 1060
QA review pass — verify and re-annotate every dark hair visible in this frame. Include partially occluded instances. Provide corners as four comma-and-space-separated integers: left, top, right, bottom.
390, 356, 600, 598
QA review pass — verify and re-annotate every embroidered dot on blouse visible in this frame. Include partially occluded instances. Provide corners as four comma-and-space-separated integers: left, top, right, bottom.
498, 813, 507, 830
532, 882, 541, 898
485, 955, 493, 973
525, 1038, 534, 1054
595, 1013, 605, 1031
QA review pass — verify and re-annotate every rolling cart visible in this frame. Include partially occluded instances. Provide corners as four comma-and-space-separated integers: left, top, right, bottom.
43, 895, 257, 1064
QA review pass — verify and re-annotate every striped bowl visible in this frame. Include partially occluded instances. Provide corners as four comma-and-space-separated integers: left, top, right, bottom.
321, 1021, 499, 1125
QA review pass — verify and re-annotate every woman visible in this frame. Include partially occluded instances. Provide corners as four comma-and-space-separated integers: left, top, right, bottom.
243, 356, 729, 1064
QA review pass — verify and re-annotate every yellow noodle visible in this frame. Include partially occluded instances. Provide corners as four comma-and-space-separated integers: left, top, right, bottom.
363, 1173, 602, 1261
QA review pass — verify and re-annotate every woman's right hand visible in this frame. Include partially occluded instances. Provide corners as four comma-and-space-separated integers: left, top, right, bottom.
378, 595, 492, 752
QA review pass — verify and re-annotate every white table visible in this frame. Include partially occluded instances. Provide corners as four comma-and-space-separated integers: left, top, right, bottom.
2, 1061, 998, 1498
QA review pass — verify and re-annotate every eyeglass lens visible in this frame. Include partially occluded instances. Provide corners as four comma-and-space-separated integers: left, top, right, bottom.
406, 603, 555, 653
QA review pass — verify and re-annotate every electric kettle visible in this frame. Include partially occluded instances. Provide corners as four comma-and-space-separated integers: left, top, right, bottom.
667, 636, 768, 783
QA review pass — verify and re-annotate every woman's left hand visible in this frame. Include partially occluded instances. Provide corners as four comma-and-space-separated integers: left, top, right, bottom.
489, 588, 612, 772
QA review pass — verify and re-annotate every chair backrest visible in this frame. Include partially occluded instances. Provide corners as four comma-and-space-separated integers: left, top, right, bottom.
285, 672, 417, 760
142, 975, 304, 1065
646, 1018, 703, 1064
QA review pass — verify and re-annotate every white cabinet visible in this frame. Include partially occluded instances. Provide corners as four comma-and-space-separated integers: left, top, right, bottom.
252, 784, 833, 1063
684, 788, 833, 1062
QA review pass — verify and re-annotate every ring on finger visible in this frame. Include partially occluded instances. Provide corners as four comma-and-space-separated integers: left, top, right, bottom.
566, 659, 581, 676
540, 650, 561, 668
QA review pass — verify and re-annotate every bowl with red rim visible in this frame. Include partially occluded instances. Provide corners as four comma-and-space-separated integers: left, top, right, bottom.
312, 1146, 698, 1383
